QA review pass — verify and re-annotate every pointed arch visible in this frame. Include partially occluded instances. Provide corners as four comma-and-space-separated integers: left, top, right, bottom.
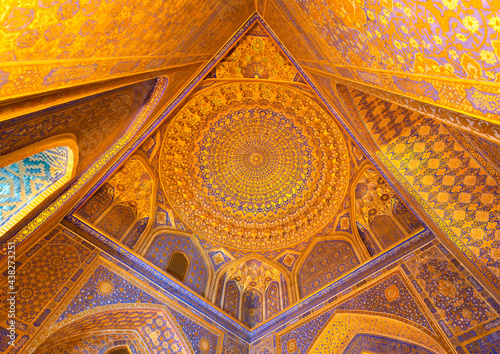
265, 280, 281, 319
75, 153, 157, 248
307, 313, 447, 354
223, 279, 240, 319
0, 134, 78, 236
167, 252, 189, 281
341, 333, 440, 354
242, 289, 263, 328
350, 163, 421, 254
209, 253, 294, 304
141, 228, 212, 296
31, 305, 194, 354
293, 232, 367, 299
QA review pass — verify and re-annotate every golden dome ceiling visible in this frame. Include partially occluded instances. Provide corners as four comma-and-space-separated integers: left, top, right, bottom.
159, 82, 349, 250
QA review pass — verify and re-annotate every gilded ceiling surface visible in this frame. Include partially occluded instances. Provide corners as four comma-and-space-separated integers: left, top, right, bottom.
261, 0, 500, 125
0, 0, 253, 100
213, 23, 299, 81
160, 82, 349, 250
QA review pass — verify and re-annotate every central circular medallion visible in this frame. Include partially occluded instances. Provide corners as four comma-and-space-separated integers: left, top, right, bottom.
160, 83, 349, 250
246, 151, 265, 168
196, 106, 313, 218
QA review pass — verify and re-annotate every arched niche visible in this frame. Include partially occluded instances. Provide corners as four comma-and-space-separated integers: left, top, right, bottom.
370, 214, 407, 249
166, 252, 189, 281
75, 154, 157, 249
307, 313, 447, 354
294, 233, 366, 298
351, 165, 423, 255
223, 279, 240, 319
341, 334, 439, 354
212, 256, 293, 327
210, 254, 294, 304
30, 305, 191, 354
37, 334, 144, 354
265, 280, 281, 319
106, 346, 132, 354
242, 289, 263, 328
0, 134, 78, 236
356, 222, 379, 257
141, 229, 211, 296
97, 204, 136, 239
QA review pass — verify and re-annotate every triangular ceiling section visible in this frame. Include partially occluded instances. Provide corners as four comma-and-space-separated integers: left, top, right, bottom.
208, 22, 302, 82
59, 15, 432, 331
7, 13, 453, 307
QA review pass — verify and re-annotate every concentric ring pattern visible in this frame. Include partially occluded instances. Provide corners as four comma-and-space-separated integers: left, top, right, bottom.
160, 82, 349, 249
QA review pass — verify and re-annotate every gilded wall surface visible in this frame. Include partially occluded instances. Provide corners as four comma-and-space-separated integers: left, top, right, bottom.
2, 5, 500, 354
0, 0, 254, 100
261, 0, 500, 125
0, 79, 154, 174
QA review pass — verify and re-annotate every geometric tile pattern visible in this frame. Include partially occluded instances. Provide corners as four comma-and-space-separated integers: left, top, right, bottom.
43, 309, 188, 354
214, 273, 226, 307
250, 334, 274, 354
122, 217, 148, 249
0, 146, 72, 235
159, 82, 349, 250
96, 204, 135, 240
281, 273, 290, 309
169, 308, 220, 354
0, 1, 252, 99
405, 247, 496, 335
223, 280, 240, 319
43, 333, 148, 354
154, 207, 171, 227
461, 130, 500, 173
46, 310, 159, 343
277, 308, 336, 354
106, 158, 153, 220
465, 329, 500, 354
58, 265, 162, 322
263, 0, 500, 123
139, 134, 157, 159
307, 313, 444, 354
276, 253, 299, 272
392, 197, 424, 235
223, 335, 249, 354
0, 230, 90, 322
0, 81, 154, 172
208, 251, 232, 272
76, 183, 114, 222
242, 290, 262, 328
139, 312, 186, 354
343, 334, 436, 354
145, 233, 208, 295
357, 223, 380, 257
349, 88, 500, 279
354, 168, 395, 228
211, 22, 298, 82
265, 281, 281, 320
354, 168, 419, 250
299, 240, 360, 297
371, 215, 407, 249
277, 263, 453, 354
338, 273, 433, 331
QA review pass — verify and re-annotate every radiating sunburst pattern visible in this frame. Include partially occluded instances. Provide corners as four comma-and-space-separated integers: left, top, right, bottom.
160, 82, 349, 250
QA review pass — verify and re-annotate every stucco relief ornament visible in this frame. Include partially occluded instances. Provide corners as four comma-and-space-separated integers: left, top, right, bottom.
226, 259, 281, 294
160, 82, 349, 250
